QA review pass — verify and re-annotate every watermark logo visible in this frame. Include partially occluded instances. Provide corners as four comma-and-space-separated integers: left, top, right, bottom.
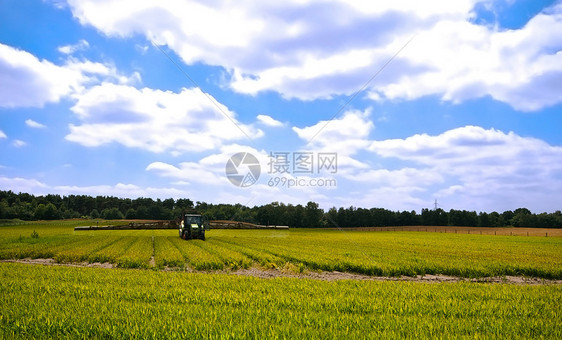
226, 151, 338, 188
225, 152, 261, 187
268, 152, 337, 174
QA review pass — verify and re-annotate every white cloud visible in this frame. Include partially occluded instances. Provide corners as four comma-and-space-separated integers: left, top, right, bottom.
368, 126, 562, 212
0, 175, 192, 200
4, 123, 561, 212
256, 114, 285, 127
329, 186, 429, 213
58, 39, 90, 54
0, 43, 81, 108
293, 108, 373, 155
135, 44, 149, 55
53, 182, 189, 199
0, 43, 139, 108
65, 83, 262, 153
147, 144, 269, 185
291, 118, 562, 211
146, 161, 226, 185
0, 172, 319, 208
66, 0, 562, 110
369, 4, 562, 111
345, 167, 443, 188
292, 108, 374, 181
12, 140, 27, 148
47, 0, 68, 10
0, 130, 6, 139
146, 143, 332, 205
25, 119, 47, 129
369, 125, 557, 167
0, 176, 49, 194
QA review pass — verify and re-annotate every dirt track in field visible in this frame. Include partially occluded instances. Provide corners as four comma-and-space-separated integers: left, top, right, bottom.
2, 258, 115, 269
230, 267, 562, 285
2, 258, 561, 285
346, 226, 562, 237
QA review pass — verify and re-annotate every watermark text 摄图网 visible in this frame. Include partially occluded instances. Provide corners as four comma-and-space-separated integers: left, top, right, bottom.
268, 151, 337, 174
225, 151, 338, 188
267, 176, 337, 188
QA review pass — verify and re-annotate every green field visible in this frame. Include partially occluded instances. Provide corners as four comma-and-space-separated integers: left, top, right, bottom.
1, 221, 561, 339
1, 221, 561, 278
1, 262, 561, 339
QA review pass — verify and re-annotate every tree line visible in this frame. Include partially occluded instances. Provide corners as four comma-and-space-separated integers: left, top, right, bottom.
1, 190, 561, 228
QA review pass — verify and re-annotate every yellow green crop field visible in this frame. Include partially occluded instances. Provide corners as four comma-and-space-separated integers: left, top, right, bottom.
0, 220, 561, 338
1, 221, 561, 278
1, 263, 561, 339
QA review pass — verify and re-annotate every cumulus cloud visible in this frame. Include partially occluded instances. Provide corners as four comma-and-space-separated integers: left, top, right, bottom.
66, 84, 263, 153
0, 130, 6, 139
146, 143, 329, 204
0, 172, 325, 208
25, 119, 47, 129
369, 125, 560, 168
329, 185, 429, 212
293, 114, 562, 211
0, 176, 49, 194
370, 4, 562, 111
368, 126, 562, 211
293, 108, 373, 154
65, 0, 562, 110
0, 43, 139, 108
256, 114, 285, 127
347, 168, 444, 188
0, 43, 81, 108
147, 144, 269, 185
291, 108, 374, 180
53, 182, 189, 199
58, 39, 90, 54
146, 161, 226, 185
12, 140, 27, 148
0, 175, 191, 199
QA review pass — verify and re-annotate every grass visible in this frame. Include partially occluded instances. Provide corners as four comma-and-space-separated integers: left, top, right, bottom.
0, 221, 561, 278
0, 221, 561, 338
0, 262, 560, 339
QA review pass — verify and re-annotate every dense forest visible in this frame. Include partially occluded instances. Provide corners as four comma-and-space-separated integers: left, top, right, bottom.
1, 190, 561, 228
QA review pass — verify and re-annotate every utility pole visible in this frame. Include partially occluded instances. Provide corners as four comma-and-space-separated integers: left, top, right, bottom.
434, 199, 438, 211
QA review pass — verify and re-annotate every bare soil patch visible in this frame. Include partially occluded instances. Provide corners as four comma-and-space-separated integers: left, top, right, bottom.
347, 226, 562, 237
2, 258, 114, 269
3, 259, 559, 285
230, 267, 562, 285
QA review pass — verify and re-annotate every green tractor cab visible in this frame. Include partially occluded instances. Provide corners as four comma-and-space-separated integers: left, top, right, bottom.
179, 213, 208, 240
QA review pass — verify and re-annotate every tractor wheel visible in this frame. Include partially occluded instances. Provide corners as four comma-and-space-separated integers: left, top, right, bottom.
200, 231, 205, 241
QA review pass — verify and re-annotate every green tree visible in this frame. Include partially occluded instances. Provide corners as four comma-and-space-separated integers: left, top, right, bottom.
285, 204, 305, 228
135, 206, 149, 219
304, 201, 323, 227
90, 209, 100, 219
0, 199, 10, 219
101, 207, 124, 220
62, 209, 80, 219
125, 208, 136, 219
34, 203, 59, 220
162, 198, 175, 210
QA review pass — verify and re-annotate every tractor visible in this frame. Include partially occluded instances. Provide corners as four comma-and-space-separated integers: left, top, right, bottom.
179, 213, 207, 240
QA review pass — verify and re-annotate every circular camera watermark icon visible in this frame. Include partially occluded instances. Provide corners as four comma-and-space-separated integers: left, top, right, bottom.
225, 152, 261, 187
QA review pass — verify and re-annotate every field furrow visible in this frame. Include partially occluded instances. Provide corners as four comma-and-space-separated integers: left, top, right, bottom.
53, 236, 121, 263
193, 239, 253, 269
168, 237, 223, 270
116, 237, 153, 268
154, 236, 185, 268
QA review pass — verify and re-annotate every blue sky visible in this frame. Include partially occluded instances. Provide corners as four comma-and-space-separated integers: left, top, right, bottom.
1, 0, 561, 213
